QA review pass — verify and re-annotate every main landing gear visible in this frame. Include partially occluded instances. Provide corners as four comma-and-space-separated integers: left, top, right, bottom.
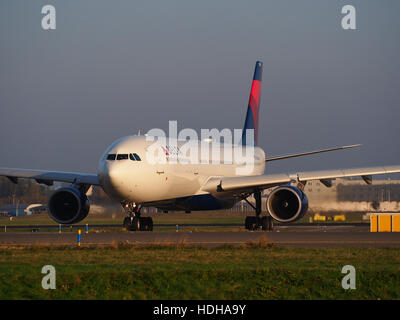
243, 189, 274, 231
122, 203, 153, 231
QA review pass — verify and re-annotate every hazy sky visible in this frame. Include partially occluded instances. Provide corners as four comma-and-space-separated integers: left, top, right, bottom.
1, 1, 399, 176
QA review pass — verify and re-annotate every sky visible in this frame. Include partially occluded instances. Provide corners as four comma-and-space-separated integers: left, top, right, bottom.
0, 0, 399, 176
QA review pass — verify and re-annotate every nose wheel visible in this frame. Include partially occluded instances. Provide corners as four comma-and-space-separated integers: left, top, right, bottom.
121, 203, 153, 231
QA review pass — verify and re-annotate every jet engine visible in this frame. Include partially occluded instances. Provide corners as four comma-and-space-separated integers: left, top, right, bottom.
48, 186, 90, 224
266, 185, 308, 223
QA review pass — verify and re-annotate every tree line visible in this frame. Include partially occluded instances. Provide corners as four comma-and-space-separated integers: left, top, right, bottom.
0, 177, 51, 206
0, 177, 113, 207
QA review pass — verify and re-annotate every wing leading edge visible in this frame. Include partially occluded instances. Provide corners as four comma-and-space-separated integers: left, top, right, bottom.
0, 168, 99, 186
201, 165, 400, 193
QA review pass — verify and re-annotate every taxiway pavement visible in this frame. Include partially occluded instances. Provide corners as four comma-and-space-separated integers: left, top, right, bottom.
1, 225, 399, 247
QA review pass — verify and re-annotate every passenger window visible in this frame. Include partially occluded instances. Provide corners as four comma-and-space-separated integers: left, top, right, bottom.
129, 153, 136, 161
133, 153, 141, 161
107, 154, 116, 161
117, 154, 128, 160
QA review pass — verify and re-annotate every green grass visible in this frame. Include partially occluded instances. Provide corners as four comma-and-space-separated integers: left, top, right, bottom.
0, 245, 399, 299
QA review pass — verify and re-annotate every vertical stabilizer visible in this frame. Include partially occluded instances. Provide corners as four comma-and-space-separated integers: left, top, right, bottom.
241, 61, 263, 146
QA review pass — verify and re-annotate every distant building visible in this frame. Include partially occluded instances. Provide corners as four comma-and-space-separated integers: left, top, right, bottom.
0, 204, 47, 217
304, 178, 400, 212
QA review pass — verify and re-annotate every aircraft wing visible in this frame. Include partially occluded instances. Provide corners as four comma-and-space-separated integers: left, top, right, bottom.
202, 165, 400, 193
265, 144, 361, 162
0, 168, 100, 186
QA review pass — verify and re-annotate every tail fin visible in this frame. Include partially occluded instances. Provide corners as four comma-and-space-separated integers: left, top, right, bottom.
241, 61, 263, 146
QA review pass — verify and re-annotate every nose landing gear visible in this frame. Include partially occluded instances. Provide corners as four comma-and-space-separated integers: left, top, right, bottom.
122, 202, 153, 231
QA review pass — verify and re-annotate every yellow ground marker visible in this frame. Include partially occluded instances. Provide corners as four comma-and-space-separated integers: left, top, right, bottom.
370, 215, 378, 232
392, 215, 400, 232
378, 215, 391, 232
334, 215, 345, 222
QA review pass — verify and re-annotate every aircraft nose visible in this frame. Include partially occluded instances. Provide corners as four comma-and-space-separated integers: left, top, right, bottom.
106, 164, 124, 189
98, 160, 128, 199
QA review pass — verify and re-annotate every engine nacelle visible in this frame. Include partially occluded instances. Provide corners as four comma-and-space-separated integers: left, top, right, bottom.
48, 186, 90, 224
267, 185, 308, 223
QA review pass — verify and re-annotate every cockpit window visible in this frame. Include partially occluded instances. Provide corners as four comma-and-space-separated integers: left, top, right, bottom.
130, 153, 141, 161
107, 154, 116, 161
117, 154, 128, 160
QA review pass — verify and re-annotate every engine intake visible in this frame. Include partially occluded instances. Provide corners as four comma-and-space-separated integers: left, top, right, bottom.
48, 187, 90, 224
267, 185, 308, 223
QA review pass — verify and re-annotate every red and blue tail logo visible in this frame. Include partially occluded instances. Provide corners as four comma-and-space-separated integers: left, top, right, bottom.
241, 61, 263, 146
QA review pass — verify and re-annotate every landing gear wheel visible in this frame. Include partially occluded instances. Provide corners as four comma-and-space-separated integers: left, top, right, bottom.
132, 217, 141, 231
245, 216, 249, 229
261, 216, 274, 231
245, 216, 274, 231
124, 216, 153, 231
244, 189, 274, 232
146, 217, 153, 231
123, 217, 133, 231
123, 217, 129, 229
245, 216, 257, 230
140, 217, 153, 231
261, 216, 267, 230
266, 216, 274, 231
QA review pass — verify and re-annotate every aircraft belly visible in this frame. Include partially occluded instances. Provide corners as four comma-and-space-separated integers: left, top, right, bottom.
152, 194, 237, 211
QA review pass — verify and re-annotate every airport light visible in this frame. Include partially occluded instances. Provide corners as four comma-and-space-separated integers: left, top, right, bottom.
77, 229, 81, 247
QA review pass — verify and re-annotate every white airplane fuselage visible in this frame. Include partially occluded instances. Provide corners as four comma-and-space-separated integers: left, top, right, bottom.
98, 135, 265, 210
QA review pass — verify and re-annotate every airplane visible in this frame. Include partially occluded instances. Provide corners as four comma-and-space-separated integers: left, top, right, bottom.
1, 61, 400, 231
